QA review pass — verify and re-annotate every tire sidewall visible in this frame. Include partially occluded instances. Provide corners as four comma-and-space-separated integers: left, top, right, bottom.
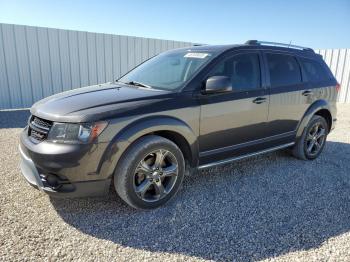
115, 136, 185, 209
302, 116, 328, 160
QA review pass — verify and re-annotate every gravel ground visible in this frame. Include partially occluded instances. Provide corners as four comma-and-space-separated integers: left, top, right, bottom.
1, 105, 350, 262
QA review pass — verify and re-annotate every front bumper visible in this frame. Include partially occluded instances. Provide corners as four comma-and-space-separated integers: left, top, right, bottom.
19, 130, 111, 198
19, 144, 44, 189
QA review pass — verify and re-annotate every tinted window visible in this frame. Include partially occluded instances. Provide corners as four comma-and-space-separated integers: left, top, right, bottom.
300, 58, 330, 82
209, 53, 261, 91
267, 53, 301, 87
119, 50, 215, 90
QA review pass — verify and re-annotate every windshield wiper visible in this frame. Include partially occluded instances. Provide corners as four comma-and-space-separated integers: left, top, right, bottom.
124, 81, 153, 89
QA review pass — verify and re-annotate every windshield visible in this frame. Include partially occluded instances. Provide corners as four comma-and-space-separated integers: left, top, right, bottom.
118, 50, 215, 90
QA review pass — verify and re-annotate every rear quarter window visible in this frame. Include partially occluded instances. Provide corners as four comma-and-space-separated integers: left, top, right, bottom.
266, 53, 302, 87
300, 58, 331, 82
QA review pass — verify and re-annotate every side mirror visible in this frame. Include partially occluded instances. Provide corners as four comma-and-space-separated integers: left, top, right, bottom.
204, 76, 232, 94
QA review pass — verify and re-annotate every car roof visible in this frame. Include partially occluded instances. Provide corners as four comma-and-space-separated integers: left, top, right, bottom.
177, 44, 239, 53
176, 43, 317, 58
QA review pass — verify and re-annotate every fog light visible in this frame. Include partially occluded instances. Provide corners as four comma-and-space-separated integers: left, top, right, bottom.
40, 174, 61, 189
47, 174, 60, 188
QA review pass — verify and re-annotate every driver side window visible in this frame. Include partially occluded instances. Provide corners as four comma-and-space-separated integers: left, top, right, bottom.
209, 53, 261, 91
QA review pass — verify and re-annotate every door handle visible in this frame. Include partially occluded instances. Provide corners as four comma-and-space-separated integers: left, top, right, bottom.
252, 97, 267, 104
302, 90, 313, 96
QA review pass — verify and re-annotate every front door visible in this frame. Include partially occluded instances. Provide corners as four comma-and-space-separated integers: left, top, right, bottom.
198, 52, 269, 165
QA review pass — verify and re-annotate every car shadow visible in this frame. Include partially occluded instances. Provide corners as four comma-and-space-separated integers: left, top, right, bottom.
49, 140, 350, 261
0, 109, 30, 128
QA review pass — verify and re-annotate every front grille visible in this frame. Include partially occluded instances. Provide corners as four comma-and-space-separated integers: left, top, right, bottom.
30, 129, 47, 141
33, 117, 52, 129
28, 116, 53, 142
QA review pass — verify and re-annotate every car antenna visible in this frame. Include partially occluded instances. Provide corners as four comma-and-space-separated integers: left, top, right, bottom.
288, 40, 292, 48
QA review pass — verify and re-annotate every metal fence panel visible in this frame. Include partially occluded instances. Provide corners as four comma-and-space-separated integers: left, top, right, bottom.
2, 23, 349, 109
47, 28, 63, 95
2, 24, 22, 108
0, 23, 194, 109
13, 25, 33, 107
104, 34, 113, 82
342, 50, 350, 103
119, 35, 128, 76
112, 35, 121, 79
0, 25, 11, 109
316, 49, 350, 103
68, 30, 81, 90
37, 27, 53, 99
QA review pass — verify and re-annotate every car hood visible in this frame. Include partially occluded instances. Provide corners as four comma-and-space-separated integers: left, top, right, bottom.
30, 82, 173, 123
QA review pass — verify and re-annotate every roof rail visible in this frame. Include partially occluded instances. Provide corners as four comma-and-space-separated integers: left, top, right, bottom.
245, 40, 314, 52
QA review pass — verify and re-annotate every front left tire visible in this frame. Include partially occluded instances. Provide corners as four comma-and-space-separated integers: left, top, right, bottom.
114, 135, 185, 209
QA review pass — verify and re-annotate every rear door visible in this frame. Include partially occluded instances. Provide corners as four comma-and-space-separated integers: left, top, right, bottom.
198, 51, 270, 165
263, 52, 309, 140
298, 56, 338, 100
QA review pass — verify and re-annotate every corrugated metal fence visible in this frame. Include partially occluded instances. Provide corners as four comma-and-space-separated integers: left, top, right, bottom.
0, 23, 192, 109
316, 49, 350, 103
0, 23, 349, 109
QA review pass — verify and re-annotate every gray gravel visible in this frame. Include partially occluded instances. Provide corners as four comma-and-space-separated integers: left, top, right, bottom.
1, 105, 350, 262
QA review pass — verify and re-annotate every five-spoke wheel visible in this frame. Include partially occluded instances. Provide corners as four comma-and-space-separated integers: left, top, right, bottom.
292, 115, 329, 160
134, 149, 179, 202
305, 122, 326, 157
114, 135, 185, 209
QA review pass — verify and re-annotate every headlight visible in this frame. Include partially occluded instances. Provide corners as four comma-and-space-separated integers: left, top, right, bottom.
47, 121, 108, 143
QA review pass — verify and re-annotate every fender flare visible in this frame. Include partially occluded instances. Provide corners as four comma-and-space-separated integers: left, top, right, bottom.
98, 115, 199, 178
296, 99, 332, 140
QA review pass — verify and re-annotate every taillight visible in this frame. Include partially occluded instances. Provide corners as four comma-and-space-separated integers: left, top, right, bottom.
336, 83, 341, 92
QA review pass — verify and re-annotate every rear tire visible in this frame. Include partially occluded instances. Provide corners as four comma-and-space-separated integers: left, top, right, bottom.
291, 115, 328, 160
114, 135, 185, 209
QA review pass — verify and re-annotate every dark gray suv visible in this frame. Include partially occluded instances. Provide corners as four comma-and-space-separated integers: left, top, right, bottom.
19, 40, 338, 209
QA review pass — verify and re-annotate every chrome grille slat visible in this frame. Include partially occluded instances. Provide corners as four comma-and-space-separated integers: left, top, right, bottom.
33, 117, 52, 129
30, 129, 46, 141
28, 116, 52, 142
29, 122, 49, 133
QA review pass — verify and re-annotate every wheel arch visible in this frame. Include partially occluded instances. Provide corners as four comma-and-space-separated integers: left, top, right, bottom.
98, 115, 199, 179
314, 109, 332, 132
296, 99, 333, 139
149, 130, 194, 169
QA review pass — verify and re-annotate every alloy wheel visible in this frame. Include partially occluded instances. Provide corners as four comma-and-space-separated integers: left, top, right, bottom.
133, 149, 179, 202
305, 122, 326, 157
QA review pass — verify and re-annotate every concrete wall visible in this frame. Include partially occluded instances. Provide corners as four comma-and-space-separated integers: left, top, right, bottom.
0, 23, 192, 109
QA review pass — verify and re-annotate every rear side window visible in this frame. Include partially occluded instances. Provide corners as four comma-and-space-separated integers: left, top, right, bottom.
266, 53, 302, 87
209, 53, 261, 91
300, 58, 330, 82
